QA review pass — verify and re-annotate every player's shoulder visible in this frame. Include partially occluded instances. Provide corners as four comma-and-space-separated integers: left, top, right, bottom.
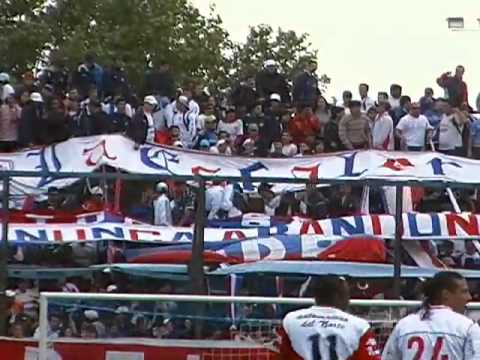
395, 307, 475, 332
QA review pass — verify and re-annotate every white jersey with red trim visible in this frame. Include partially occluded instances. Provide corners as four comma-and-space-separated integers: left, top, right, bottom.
382, 306, 480, 360
280, 306, 380, 360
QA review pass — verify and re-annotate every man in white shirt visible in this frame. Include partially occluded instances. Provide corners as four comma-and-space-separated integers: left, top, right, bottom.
153, 182, 172, 226
372, 102, 394, 150
395, 102, 433, 151
0, 73, 15, 102
359, 83, 375, 113
438, 103, 468, 156
382, 271, 480, 360
279, 275, 380, 360
388, 84, 402, 110
165, 95, 198, 148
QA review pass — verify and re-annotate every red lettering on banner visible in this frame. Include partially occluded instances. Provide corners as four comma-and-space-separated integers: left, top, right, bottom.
223, 231, 246, 240
191, 166, 221, 176
129, 229, 161, 241
82, 140, 117, 167
300, 221, 324, 235
371, 215, 382, 235
292, 164, 320, 181
446, 214, 479, 236
76, 229, 86, 240
383, 158, 414, 171
53, 230, 63, 242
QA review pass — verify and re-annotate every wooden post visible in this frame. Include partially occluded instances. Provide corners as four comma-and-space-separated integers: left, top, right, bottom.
393, 185, 403, 299
0, 175, 10, 335
189, 178, 206, 338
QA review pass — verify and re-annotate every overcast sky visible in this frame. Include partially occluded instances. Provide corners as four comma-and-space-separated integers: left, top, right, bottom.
192, 0, 480, 106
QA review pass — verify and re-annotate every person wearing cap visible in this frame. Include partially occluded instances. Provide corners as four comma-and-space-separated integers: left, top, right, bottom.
338, 100, 371, 150
292, 59, 319, 107
153, 182, 172, 226
163, 95, 198, 148
257, 93, 283, 156
126, 95, 158, 149
18, 92, 46, 147
395, 102, 433, 151
255, 59, 290, 104
0, 73, 15, 102
195, 114, 218, 149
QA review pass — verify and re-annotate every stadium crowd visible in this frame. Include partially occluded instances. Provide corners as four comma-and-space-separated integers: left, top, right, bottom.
3, 53, 480, 342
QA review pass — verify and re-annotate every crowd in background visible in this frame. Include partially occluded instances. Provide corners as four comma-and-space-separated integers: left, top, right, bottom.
3, 53, 480, 341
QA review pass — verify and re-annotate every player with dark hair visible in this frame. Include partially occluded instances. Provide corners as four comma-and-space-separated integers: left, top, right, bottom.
278, 275, 380, 360
382, 271, 480, 359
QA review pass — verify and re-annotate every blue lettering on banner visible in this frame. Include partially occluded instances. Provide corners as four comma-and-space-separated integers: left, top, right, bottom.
428, 157, 462, 176
139, 147, 179, 173
337, 152, 367, 177
257, 224, 289, 237
331, 216, 365, 236
15, 229, 48, 242
239, 162, 268, 191
172, 232, 194, 242
26, 145, 62, 187
407, 213, 441, 237
91, 227, 125, 239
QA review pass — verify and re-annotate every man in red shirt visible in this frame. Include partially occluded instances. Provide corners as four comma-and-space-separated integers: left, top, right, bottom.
437, 65, 469, 108
278, 275, 380, 360
288, 103, 321, 144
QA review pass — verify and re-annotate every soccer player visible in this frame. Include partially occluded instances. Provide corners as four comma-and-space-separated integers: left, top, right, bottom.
382, 271, 480, 359
278, 275, 381, 360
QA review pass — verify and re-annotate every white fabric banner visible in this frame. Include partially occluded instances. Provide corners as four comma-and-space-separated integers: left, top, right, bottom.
1, 135, 478, 196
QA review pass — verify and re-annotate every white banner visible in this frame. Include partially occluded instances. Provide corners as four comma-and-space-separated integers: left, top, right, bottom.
1, 135, 478, 196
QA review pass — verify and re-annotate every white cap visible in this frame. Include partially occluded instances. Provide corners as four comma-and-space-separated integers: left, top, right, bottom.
264, 59, 277, 68
106, 285, 117, 292
0, 73, 10, 82
270, 93, 281, 102
30, 92, 44, 103
156, 182, 168, 192
84, 310, 99, 320
144, 95, 158, 106
116, 306, 129, 314
177, 95, 189, 107
90, 186, 103, 196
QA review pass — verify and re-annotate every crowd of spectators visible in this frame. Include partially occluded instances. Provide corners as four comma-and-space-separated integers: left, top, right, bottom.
3, 53, 480, 341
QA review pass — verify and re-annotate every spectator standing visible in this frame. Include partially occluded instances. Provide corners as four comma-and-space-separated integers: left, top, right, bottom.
292, 60, 319, 106
338, 100, 371, 150
314, 96, 331, 135
231, 77, 257, 110
76, 100, 111, 136
359, 83, 375, 112
324, 106, 345, 152
153, 182, 172, 226
390, 95, 411, 127
0, 73, 15, 102
126, 95, 158, 148
18, 92, 45, 147
109, 98, 130, 133
280, 131, 298, 157
469, 115, 480, 159
388, 84, 402, 109
103, 63, 131, 99
437, 65, 469, 108
258, 93, 283, 156
339, 90, 353, 110
419, 87, 435, 114
165, 96, 198, 148
255, 60, 290, 104
0, 94, 21, 152
195, 115, 218, 148
395, 102, 433, 151
424, 99, 444, 149
145, 61, 176, 102
372, 102, 394, 150
288, 104, 321, 144
243, 102, 265, 132
83, 53, 104, 96
44, 97, 70, 144
217, 108, 244, 142
438, 104, 468, 156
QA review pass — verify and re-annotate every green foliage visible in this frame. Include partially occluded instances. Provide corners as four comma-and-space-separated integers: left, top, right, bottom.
0, 1, 328, 91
